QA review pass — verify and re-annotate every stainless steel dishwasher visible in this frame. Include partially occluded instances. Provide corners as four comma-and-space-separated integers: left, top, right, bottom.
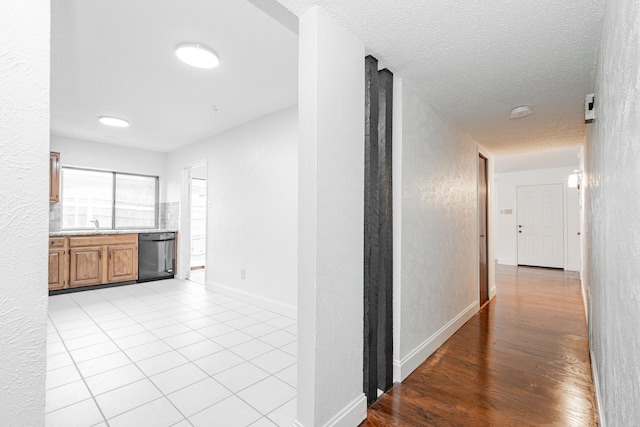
138, 232, 175, 282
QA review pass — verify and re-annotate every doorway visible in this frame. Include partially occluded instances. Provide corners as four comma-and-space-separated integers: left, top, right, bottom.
516, 183, 564, 268
478, 154, 489, 306
189, 167, 207, 284
178, 162, 207, 284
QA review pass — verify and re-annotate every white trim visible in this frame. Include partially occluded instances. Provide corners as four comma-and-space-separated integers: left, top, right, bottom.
322, 393, 367, 427
497, 257, 517, 266
177, 159, 208, 280
393, 301, 478, 382
489, 286, 497, 299
206, 280, 297, 319
292, 393, 367, 427
590, 350, 606, 427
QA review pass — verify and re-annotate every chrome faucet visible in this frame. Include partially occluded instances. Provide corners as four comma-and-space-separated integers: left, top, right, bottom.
89, 218, 100, 231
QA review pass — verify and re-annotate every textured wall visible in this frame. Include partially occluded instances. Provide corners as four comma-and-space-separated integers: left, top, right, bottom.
297, 7, 366, 426
166, 107, 298, 310
495, 167, 581, 271
49, 135, 169, 231
50, 134, 167, 180
585, 0, 640, 424
0, 1, 50, 425
395, 81, 479, 364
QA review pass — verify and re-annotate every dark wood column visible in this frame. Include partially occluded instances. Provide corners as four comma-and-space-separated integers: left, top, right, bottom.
377, 68, 393, 393
363, 54, 380, 406
364, 56, 393, 405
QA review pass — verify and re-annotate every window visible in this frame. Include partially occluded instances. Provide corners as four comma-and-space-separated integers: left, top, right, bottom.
62, 167, 158, 230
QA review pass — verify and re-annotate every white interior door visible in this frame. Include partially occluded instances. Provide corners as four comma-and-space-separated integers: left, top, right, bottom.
517, 184, 564, 268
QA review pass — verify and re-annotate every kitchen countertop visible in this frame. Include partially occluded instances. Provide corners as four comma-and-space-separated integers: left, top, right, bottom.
50, 229, 177, 237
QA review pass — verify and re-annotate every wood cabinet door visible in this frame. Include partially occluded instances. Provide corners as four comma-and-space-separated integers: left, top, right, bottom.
69, 246, 103, 287
107, 243, 138, 283
49, 152, 60, 203
48, 249, 66, 290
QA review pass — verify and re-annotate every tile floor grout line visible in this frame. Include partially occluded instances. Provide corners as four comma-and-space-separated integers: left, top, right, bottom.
72, 288, 197, 425
47, 312, 111, 427
49, 279, 297, 426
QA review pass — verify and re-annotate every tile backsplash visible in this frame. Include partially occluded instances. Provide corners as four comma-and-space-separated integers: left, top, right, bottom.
48, 201, 180, 232
49, 203, 61, 232
159, 202, 179, 230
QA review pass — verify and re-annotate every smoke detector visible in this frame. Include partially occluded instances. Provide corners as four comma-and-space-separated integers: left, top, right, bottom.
509, 105, 532, 119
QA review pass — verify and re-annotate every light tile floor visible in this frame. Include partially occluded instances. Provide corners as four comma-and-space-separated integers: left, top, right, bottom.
46, 279, 297, 427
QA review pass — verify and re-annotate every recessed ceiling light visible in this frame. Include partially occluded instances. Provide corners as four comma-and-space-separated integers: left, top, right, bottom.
175, 43, 220, 69
98, 116, 129, 127
509, 105, 532, 119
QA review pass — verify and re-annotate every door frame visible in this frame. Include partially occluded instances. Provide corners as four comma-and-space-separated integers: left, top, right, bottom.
477, 146, 495, 302
515, 182, 567, 269
177, 159, 207, 281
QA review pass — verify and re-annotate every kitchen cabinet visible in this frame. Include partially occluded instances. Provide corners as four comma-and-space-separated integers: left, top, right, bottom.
107, 243, 138, 283
69, 245, 103, 287
50, 152, 60, 203
48, 237, 67, 291
61, 233, 138, 289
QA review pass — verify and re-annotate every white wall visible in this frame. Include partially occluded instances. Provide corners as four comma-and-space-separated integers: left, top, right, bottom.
495, 166, 581, 271
165, 107, 298, 313
0, 1, 49, 425
50, 135, 168, 199
393, 79, 482, 381
584, 0, 640, 424
296, 7, 366, 426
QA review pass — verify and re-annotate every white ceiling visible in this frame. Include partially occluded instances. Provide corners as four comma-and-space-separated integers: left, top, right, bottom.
495, 146, 581, 174
52, 0, 605, 159
50, 0, 298, 152
276, 0, 604, 156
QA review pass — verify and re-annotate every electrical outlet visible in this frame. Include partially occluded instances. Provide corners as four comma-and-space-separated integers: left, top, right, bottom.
241, 269, 245, 280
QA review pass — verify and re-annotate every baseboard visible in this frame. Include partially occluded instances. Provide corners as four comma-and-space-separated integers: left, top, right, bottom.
393, 301, 477, 382
497, 258, 516, 266
293, 393, 366, 427
489, 286, 497, 299
206, 281, 297, 320
323, 393, 367, 427
590, 350, 606, 427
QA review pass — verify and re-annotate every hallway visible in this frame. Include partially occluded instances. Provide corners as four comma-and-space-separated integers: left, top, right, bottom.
362, 265, 597, 426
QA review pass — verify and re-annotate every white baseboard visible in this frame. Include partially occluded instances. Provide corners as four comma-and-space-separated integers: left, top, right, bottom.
206, 281, 297, 320
393, 301, 478, 382
489, 286, 497, 299
590, 350, 606, 427
497, 258, 516, 266
293, 394, 367, 427
323, 393, 367, 427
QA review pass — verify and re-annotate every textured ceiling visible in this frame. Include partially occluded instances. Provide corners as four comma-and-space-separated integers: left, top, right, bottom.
495, 146, 581, 174
51, 0, 298, 152
276, 0, 604, 155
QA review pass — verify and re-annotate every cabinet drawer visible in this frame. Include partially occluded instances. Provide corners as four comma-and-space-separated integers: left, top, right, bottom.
69, 233, 138, 248
49, 237, 65, 248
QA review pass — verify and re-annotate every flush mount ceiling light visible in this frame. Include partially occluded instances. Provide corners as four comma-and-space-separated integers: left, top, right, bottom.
98, 116, 129, 127
509, 105, 532, 119
175, 43, 220, 68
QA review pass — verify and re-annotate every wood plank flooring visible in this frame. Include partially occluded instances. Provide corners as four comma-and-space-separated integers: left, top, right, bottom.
360, 265, 598, 426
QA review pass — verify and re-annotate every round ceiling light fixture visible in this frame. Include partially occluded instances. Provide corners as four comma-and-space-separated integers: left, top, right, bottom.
509, 105, 532, 119
175, 43, 220, 68
98, 116, 129, 127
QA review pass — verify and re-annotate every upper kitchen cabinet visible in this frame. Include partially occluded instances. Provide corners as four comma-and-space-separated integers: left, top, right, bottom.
50, 152, 60, 202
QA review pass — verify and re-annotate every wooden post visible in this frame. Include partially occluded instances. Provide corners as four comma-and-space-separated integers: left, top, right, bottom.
377, 68, 393, 393
363, 54, 380, 406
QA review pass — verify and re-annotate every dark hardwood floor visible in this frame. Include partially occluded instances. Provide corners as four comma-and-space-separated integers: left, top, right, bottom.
360, 265, 598, 426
